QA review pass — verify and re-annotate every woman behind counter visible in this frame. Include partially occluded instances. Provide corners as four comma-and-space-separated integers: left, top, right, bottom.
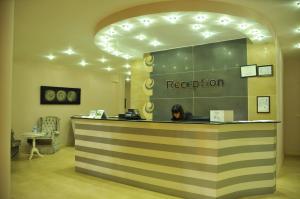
171, 104, 193, 121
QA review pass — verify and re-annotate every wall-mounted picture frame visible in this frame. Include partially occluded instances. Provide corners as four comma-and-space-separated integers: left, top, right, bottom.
257, 96, 270, 113
240, 64, 257, 78
257, 65, 273, 77
40, 86, 81, 105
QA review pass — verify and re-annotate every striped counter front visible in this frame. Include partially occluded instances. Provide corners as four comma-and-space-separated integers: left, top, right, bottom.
72, 118, 277, 199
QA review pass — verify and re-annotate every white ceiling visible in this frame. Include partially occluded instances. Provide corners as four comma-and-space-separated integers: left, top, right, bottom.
94, 11, 272, 60
13, 0, 300, 75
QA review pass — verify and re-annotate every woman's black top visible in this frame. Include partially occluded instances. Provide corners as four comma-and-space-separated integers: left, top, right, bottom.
171, 112, 193, 121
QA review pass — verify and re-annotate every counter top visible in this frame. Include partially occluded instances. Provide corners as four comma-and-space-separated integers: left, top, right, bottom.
71, 115, 280, 125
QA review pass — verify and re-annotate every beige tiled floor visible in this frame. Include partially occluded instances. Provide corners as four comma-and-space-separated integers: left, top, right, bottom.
11, 147, 300, 199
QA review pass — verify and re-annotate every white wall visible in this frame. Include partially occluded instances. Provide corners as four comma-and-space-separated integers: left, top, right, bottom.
12, 61, 125, 150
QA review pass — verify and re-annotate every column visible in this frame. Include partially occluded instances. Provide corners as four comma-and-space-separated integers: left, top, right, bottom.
0, 0, 14, 198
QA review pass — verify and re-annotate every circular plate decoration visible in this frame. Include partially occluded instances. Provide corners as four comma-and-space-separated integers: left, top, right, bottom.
144, 54, 154, 67
143, 78, 154, 96
67, 91, 77, 102
45, 90, 56, 102
143, 102, 154, 120
56, 90, 67, 102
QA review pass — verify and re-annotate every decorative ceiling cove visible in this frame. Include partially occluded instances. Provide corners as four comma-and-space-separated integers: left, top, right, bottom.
94, 12, 272, 60
14, 0, 300, 76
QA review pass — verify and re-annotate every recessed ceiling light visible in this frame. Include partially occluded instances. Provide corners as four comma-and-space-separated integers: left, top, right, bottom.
106, 28, 117, 36
45, 54, 56, 60
135, 34, 147, 41
97, 42, 112, 48
123, 64, 131, 69
150, 40, 162, 47
62, 48, 76, 55
104, 66, 113, 71
99, 35, 113, 42
201, 31, 215, 38
249, 29, 261, 35
164, 14, 180, 24
194, 14, 208, 22
122, 54, 133, 60
125, 77, 131, 82
79, 59, 88, 67
111, 50, 122, 56
99, 57, 108, 63
253, 34, 265, 41
126, 71, 131, 76
191, 24, 204, 30
139, 18, 154, 26
238, 23, 250, 30
295, 43, 300, 48
103, 47, 114, 52
218, 16, 232, 25
120, 23, 133, 31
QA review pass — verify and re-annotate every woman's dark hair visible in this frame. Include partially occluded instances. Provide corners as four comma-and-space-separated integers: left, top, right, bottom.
171, 104, 184, 120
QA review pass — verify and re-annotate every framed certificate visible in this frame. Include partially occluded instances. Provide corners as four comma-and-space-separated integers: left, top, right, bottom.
258, 65, 273, 76
240, 64, 257, 77
257, 96, 270, 113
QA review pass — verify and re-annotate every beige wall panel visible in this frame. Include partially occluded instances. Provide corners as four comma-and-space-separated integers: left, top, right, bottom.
283, 56, 300, 156
275, 40, 284, 171
247, 41, 277, 120
12, 61, 125, 151
130, 59, 150, 119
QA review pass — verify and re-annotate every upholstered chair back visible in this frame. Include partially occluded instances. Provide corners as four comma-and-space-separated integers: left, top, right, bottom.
39, 116, 60, 138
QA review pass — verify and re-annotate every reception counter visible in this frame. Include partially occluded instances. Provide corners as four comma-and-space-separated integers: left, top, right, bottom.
71, 117, 278, 199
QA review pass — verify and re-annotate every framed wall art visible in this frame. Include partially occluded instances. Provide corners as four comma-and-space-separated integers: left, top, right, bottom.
40, 86, 81, 105
257, 65, 273, 77
240, 64, 257, 78
257, 96, 270, 113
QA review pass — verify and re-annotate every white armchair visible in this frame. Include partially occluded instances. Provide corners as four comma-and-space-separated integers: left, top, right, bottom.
28, 116, 60, 154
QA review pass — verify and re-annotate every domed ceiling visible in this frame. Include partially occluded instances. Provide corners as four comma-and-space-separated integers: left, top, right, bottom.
94, 11, 272, 61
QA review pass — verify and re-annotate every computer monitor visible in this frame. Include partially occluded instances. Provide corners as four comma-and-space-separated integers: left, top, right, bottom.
125, 109, 141, 120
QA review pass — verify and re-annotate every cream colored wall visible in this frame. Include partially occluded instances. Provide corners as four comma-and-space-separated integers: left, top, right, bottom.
130, 59, 150, 118
275, 39, 284, 170
283, 55, 300, 156
12, 61, 125, 151
247, 41, 277, 120
0, 1, 14, 198
247, 40, 284, 171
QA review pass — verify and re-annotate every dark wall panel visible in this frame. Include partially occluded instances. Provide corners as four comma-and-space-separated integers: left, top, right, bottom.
152, 46, 193, 74
193, 39, 247, 71
152, 72, 194, 98
150, 39, 248, 121
193, 68, 247, 97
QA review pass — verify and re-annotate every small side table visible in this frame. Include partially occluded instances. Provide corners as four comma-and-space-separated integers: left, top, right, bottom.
23, 132, 45, 160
